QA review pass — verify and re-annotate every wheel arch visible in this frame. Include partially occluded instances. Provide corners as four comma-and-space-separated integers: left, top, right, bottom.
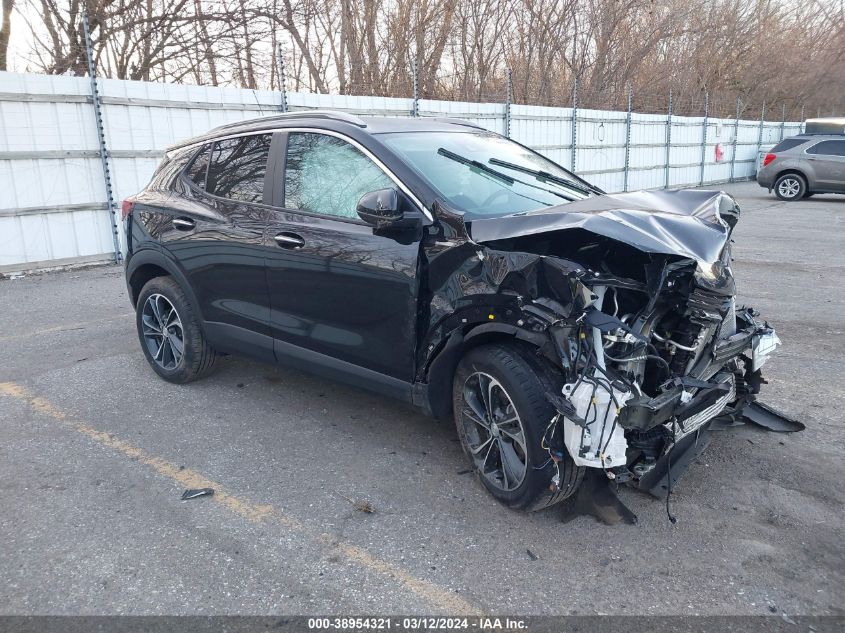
128, 263, 169, 306
420, 322, 558, 420
126, 249, 204, 322
773, 168, 810, 190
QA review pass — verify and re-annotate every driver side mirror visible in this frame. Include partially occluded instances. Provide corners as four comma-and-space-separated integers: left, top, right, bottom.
356, 188, 404, 228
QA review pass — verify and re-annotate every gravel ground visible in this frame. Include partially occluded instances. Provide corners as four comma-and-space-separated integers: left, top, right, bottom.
0, 181, 843, 616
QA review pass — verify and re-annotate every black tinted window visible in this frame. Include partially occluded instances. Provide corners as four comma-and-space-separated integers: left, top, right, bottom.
771, 138, 806, 152
207, 134, 272, 203
186, 144, 212, 189
806, 140, 845, 156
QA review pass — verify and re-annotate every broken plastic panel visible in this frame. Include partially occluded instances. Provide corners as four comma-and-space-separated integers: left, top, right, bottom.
561, 378, 631, 469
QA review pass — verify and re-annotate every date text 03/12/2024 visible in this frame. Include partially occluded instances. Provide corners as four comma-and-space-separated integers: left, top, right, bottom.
307, 617, 528, 631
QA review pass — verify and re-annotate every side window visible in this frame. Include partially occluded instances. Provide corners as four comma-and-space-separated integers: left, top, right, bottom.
206, 134, 272, 203
185, 144, 212, 189
284, 132, 394, 219
806, 140, 845, 157
771, 138, 806, 152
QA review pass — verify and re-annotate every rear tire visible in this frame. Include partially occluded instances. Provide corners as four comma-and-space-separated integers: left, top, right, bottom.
774, 173, 806, 201
136, 276, 217, 383
452, 343, 584, 511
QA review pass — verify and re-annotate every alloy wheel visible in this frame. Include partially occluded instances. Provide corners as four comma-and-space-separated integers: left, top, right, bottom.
141, 293, 184, 370
460, 371, 528, 492
778, 177, 801, 199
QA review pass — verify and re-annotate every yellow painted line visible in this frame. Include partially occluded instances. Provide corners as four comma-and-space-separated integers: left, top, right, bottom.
0, 381, 480, 614
0, 312, 135, 343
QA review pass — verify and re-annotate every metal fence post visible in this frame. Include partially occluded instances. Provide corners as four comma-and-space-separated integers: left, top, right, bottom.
800, 104, 805, 133
505, 68, 513, 138
780, 104, 786, 140
570, 77, 578, 173
82, 3, 121, 263
411, 60, 419, 117
699, 92, 709, 186
276, 42, 288, 113
623, 84, 633, 192
755, 101, 766, 172
729, 96, 740, 183
664, 89, 672, 189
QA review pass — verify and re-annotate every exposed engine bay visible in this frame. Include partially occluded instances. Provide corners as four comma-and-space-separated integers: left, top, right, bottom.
421, 188, 796, 508
543, 264, 780, 499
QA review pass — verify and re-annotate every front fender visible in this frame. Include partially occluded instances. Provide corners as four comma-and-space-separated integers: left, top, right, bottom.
420, 319, 556, 420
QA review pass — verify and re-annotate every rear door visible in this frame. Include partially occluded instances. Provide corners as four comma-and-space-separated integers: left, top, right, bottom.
805, 140, 845, 191
264, 130, 422, 387
160, 133, 277, 360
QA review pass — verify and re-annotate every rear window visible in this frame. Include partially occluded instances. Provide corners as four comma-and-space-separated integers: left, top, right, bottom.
806, 140, 845, 157
204, 134, 273, 203
771, 138, 807, 152
185, 144, 212, 189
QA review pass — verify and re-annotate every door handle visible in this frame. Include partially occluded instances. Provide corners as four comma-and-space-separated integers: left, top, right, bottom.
274, 232, 305, 249
172, 217, 196, 231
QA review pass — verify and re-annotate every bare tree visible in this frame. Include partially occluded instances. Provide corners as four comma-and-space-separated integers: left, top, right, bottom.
0, 0, 13, 70
9, 0, 844, 117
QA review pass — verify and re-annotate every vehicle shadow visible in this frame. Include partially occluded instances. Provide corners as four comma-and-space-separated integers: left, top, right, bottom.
203, 354, 674, 528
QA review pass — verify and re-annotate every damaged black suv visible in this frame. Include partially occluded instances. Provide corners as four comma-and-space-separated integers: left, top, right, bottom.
124, 111, 781, 512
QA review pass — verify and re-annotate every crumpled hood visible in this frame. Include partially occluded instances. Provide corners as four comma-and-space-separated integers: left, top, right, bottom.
468, 189, 736, 265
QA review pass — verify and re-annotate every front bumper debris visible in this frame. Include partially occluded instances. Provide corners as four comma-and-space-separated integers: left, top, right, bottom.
544, 273, 791, 504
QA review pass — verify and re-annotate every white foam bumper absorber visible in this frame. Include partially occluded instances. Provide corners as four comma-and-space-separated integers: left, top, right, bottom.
562, 378, 632, 469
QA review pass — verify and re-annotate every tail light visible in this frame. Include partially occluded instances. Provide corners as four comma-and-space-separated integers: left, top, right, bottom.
762, 153, 776, 167
121, 198, 135, 220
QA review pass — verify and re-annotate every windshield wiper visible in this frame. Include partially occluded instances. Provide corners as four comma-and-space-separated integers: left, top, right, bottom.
488, 158, 601, 195
437, 148, 514, 184
438, 147, 576, 203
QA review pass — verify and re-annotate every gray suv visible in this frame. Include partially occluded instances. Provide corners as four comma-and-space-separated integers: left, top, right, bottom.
757, 122, 845, 201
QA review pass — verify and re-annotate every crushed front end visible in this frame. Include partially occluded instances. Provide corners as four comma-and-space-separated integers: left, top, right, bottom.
546, 254, 780, 497
427, 189, 784, 500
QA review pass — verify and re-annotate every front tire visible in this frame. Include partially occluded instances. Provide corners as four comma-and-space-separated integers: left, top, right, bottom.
136, 276, 217, 383
774, 173, 806, 201
452, 344, 584, 511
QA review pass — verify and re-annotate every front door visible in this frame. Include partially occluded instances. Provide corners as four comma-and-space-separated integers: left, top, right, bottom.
264, 131, 421, 383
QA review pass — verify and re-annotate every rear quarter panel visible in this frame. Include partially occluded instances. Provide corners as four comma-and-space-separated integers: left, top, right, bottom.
760, 154, 817, 189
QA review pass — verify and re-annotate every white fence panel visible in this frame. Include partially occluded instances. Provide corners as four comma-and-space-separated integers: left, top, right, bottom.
509, 104, 571, 167
627, 113, 668, 191
0, 73, 116, 270
290, 92, 413, 118
420, 99, 507, 136
0, 70, 803, 273
575, 108, 628, 193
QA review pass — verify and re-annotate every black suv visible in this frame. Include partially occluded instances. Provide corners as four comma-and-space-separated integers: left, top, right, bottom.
124, 111, 781, 512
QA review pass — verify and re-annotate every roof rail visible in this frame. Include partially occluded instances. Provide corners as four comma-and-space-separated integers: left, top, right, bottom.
213, 109, 367, 132
165, 109, 370, 152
